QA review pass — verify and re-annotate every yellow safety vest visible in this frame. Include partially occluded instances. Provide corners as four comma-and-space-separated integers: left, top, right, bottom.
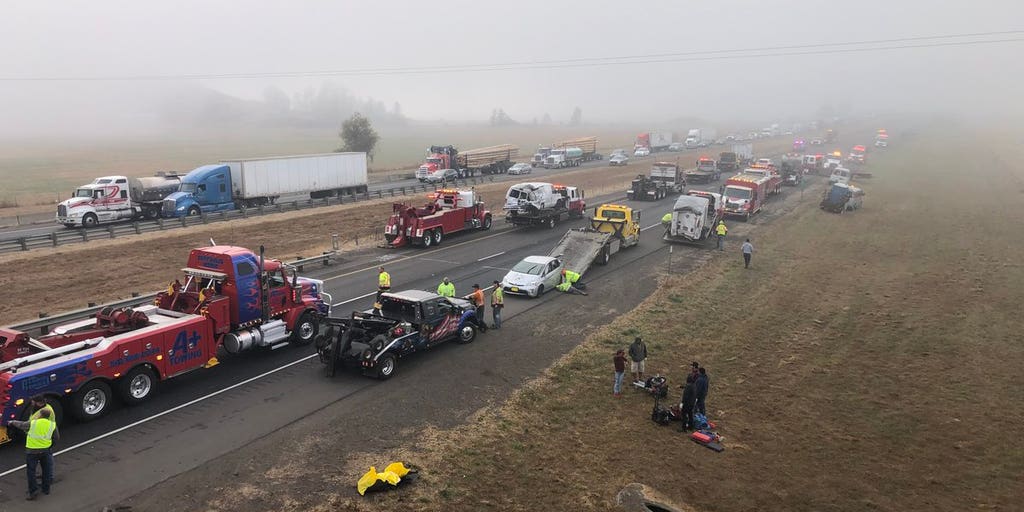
491, 287, 503, 306
661, 213, 672, 223
26, 418, 56, 450
716, 223, 727, 236
379, 271, 391, 288
437, 282, 455, 297
29, 404, 55, 422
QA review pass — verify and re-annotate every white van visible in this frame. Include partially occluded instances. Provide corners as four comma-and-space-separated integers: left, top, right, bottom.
829, 167, 851, 185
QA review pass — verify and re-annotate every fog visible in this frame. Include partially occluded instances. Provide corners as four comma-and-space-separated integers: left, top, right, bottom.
1, 0, 1020, 137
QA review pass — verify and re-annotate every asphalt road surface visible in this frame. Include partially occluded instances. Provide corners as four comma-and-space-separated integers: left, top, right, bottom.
0, 169, 811, 511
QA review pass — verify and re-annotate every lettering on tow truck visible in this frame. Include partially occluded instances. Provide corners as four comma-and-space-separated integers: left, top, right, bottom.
110, 346, 162, 367
196, 253, 226, 270
169, 330, 204, 365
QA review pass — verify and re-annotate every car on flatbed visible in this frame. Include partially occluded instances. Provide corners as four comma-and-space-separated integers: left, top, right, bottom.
316, 290, 479, 379
501, 256, 564, 298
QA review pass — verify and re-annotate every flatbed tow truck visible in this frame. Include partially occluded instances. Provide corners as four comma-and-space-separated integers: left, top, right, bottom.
548, 204, 641, 275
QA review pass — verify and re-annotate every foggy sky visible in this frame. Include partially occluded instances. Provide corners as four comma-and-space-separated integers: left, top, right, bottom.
0, 0, 1020, 136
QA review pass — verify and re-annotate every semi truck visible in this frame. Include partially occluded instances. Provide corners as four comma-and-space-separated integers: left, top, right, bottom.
163, 153, 368, 217
634, 131, 674, 152
684, 156, 721, 184
717, 152, 740, 174
685, 128, 717, 148
626, 174, 669, 201
723, 174, 772, 221
543, 147, 584, 168
383, 189, 492, 248
0, 245, 329, 439
416, 144, 519, 180
549, 204, 640, 274
504, 182, 586, 228
732, 143, 754, 166
649, 162, 687, 192
663, 190, 724, 245
532, 146, 552, 167
57, 173, 181, 228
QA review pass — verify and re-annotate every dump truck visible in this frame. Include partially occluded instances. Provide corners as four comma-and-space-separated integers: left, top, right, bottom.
0, 245, 329, 437
504, 182, 585, 228
163, 153, 368, 217
383, 189, 492, 248
57, 173, 181, 227
684, 156, 721, 184
549, 204, 640, 275
649, 162, 687, 192
416, 144, 519, 180
663, 190, 723, 245
626, 174, 669, 201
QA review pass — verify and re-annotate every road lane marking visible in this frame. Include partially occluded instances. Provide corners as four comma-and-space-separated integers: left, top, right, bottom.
332, 291, 377, 307
477, 251, 506, 261
421, 258, 461, 264
0, 353, 320, 479
482, 266, 511, 271
641, 222, 665, 232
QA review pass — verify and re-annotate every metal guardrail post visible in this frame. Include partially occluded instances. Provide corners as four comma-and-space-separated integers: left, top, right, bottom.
134, 222, 142, 234
19, 238, 27, 251
51, 232, 58, 247
292, 201, 299, 210
332, 234, 340, 251
180, 216, 187, 227
242, 208, 248, 218
201, 213, 209, 224
81, 230, 88, 242
157, 218, 164, 230
259, 205, 265, 215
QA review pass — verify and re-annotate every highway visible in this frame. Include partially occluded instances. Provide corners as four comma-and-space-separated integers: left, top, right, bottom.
0, 163, 813, 511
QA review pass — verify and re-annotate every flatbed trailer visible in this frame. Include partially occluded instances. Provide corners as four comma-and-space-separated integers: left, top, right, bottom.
548, 204, 640, 275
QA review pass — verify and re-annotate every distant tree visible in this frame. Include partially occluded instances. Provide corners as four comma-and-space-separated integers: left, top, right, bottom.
490, 108, 517, 127
542, 113, 552, 125
338, 112, 380, 161
569, 107, 582, 126
262, 86, 291, 116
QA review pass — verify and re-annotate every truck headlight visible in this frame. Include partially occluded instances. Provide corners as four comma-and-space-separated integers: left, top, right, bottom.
177, 206, 186, 211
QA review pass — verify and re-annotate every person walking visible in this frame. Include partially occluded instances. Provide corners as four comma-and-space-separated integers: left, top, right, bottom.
468, 284, 487, 332
741, 238, 754, 268
628, 336, 648, 384
490, 281, 504, 329
679, 375, 697, 432
9, 408, 58, 500
715, 220, 728, 251
613, 349, 628, 397
695, 367, 710, 416
377, 267, 391, 300
436, 277, 455, 298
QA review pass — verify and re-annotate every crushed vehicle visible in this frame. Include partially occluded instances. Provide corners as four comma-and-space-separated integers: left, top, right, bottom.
780, 154, 804, 186
504, 182, 585, 228
316, 290, 478, 379
663, 190, 723, 244
820, 182, 863, 213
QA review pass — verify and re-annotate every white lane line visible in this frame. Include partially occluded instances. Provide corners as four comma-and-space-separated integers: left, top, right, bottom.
641, 222, 664, 232
477, 251, 506, 262
332, 291, 377, 307
421, 258, 461, 264
0, 353, 319, 479
482, 266, 511, 271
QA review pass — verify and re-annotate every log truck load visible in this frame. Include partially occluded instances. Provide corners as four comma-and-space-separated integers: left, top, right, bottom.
57, 173, 181, 228
0, 245, 329, 442
416, 144, 519, 180
504, 182, 585, 228
383, 189, 492, 248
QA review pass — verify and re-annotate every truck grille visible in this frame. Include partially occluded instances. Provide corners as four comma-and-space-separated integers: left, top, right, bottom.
58, 204, 67, 217
162, 198, 176, 215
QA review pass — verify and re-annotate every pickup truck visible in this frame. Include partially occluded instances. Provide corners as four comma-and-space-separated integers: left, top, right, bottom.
316, 290, 479, 379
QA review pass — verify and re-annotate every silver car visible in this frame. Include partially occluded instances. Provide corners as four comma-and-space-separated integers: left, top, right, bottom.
426, 168, 459, 184
501, 256, 563, 298
508, 163, 533, 175
609, 154, 629, 166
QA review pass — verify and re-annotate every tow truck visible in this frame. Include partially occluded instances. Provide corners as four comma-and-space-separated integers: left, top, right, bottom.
723, 174, 771, 221
383, 189, 492, 248
0, 246, 329, 443
504, 183, 586, 229
549, 204, 640, 273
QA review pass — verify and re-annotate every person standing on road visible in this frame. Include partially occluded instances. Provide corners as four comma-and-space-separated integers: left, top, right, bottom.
741, 238, 754, 268
490, 281, 504, 329
716, 220, 728, 251
468, 284, 487, 332
679, 375, 697, 432
437, 277, 455, 298
695, 367, 710, 416
628, 336, 648, 384
28, 396, 56, 485
613, 349, 628, 397
377, 267, 391, 300
9, 408, 58, 501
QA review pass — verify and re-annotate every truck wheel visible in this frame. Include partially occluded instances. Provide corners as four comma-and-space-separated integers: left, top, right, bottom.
481, 215, 492, 230
82, 213, 98, 228
456, 324, 477, 344
291, 311, 319, 346
187, 206, 200, 216
421, 233, 432, 247
72, 380, 112, 422
547, 216, 556, 229
376, 354, 397, 380
432, 228, 443, 245
597, 247, 610, 266
117, 366, 158, 405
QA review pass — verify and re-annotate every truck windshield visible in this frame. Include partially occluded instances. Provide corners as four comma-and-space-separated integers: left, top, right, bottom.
427, 158, 442, 165
180, 183, 197, 194
380, 298, 418, 320
726, 188, 752, 200
511, 260, 546, 276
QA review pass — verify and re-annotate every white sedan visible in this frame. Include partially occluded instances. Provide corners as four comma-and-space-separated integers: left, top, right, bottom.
609, 154, 629, 166
500, 256, 564, 298
634, 147, 651, 157
508, 163, 533, 175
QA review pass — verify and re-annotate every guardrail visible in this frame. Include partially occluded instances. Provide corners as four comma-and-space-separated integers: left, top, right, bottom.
5, 252, 340, 336
0, 176, 496, 254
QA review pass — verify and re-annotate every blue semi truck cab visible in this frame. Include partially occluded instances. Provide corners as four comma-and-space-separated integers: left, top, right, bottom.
163, 164, 235, 217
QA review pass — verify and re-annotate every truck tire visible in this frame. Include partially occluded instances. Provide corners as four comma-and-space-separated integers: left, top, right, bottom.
421, 232, 433, 247
481, 215, 492, 230
291, 311, 319, 346
187, 206, 200, 216
456, 324, 477, 344
596, 246, 611, 266
546, 216, 557, 229
117, 365, 158, 405
82, 213, 98, 228
376, 353, 397, 380
72, 380, 112, 422
432, 228, 443, 245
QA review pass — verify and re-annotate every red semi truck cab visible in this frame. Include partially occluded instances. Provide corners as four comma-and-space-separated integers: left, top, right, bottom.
0, 246, 328, 439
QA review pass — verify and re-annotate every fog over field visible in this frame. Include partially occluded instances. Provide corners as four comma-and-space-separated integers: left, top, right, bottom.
0, 0, 1020, 137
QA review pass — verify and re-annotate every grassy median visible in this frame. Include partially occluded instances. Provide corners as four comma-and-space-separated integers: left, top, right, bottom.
363, 130, 1024, 511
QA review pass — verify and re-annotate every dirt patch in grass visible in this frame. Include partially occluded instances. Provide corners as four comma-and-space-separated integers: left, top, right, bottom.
0, 139, 793, 323
356, 132, 1024, 511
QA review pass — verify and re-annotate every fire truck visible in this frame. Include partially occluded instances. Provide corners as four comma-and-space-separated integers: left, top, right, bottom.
383, 189, 492, 248
723, 174, 772, 221
0, 246, 329, 443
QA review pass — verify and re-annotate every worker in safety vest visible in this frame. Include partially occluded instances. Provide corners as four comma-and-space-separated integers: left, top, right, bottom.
661, 212, 672, 230
436, 277, 455, 297
715, 220, 728, 251
377, 267, 391, 300
490, 280, 504, 329
557, 269, 587, 295
10, 408, 59, 500
28, 395, 54, 422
